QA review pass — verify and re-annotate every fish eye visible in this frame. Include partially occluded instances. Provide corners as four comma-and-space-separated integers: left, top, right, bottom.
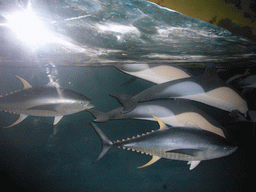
223, 147, 227, 151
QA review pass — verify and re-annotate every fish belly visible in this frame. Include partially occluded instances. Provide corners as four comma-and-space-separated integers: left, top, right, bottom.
124, 66, 190, 84
122, 145, 196, 161
22, 109, 61, 117
136, 114, 225, 138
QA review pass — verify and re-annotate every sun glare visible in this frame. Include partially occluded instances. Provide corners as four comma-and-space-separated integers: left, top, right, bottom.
3, 2, 85, 52
4, 3, 59, 50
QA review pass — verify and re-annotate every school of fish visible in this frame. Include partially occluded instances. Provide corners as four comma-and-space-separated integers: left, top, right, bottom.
1, 64, 255, 170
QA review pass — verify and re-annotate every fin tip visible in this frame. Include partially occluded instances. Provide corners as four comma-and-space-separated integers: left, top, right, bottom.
137, 155, 161, 168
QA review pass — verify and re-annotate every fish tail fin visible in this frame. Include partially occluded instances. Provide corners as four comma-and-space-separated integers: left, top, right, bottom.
110, 93, 138, 113
90, 122, 113, 163
229, 110, 247, 122
87, 109, 109, 122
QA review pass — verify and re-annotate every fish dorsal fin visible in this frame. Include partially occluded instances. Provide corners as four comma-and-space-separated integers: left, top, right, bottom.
152, 115, 168, 130
137, 155, 161, 168
187, 160, 201, 170
15, 75, 32, 89
243, 68, 251, 76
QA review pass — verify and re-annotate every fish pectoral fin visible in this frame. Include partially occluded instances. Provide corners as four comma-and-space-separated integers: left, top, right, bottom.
166, 149, 202, 157
137, 155, 161, 169
187, 160, 201, 170
4, 114, 28, 128
152, 116, 168, 130
15, 75, 32, 89
27, 104, 59, 112
53, 116, 63, 125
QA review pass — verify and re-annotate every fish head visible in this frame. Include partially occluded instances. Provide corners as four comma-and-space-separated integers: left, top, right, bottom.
71, 99, 94, 111
61, 89, 93, 111
207, 143, 238, 159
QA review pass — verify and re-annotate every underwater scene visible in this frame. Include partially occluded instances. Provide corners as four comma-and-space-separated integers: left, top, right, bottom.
0, 65, 255, 192
0, 0, 256, 192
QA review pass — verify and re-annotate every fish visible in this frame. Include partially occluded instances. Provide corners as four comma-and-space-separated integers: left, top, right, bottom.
112, 65, 248, 116
226, 68, 250, 85
87, 99, 226, 138
115, 64, 191, 84
90, 116, 237, 170
229, 74, 256, 89
0, 75, 93, 128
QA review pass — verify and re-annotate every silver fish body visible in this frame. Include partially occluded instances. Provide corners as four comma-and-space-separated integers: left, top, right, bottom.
114, 66, 248, 116
90, 116, 237, 170
0, 86, 91, 116
116, 127, 235, 161
87, 99, 226, 137
0, 76, 93, 127
115, 64, 191, 84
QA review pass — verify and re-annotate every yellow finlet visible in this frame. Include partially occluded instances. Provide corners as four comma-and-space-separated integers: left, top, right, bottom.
138, 155, 161, 168
152, 115, 167, 130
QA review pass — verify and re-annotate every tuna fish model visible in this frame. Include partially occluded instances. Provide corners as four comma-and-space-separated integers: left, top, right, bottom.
87, 99, 226, 138
90, 116, 237, 170
0, 76, 93, 128
112, 65, 248, 116
115, 64, 191, 84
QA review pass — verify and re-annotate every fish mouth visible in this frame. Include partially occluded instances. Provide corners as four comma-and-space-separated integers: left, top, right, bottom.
84, 103, 94, 109
228, 146, 238, 155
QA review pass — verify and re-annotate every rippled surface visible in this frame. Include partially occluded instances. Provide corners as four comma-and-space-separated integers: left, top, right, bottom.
0, 0, 255, 66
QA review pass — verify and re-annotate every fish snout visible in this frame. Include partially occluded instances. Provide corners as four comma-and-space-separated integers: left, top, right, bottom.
226, 146, 238, 155
83, 101, 94, 109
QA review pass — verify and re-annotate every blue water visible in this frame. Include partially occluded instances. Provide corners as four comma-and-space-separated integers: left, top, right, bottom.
0, 66, 254, 192
1, 0, 255, 191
